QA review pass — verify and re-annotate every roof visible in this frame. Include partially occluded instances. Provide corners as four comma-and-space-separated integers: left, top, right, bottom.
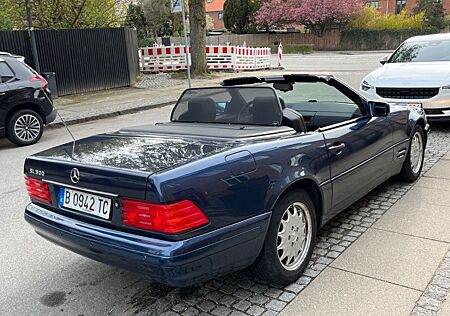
0, 52, 25, 62
205, 0, 224, 12
406, 32, 450, 42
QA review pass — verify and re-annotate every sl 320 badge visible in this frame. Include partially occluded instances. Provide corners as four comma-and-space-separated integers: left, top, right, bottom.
29, 168, 45, 177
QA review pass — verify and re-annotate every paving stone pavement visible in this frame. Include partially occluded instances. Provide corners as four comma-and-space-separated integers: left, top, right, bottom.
134, 125, 450, 316
411, 250, 450, 316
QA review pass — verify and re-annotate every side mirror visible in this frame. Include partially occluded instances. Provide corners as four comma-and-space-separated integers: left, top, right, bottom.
379, 55, 390, 65
369, 101, 390, 117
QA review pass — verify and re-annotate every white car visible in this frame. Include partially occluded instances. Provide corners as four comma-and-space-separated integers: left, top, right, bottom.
361, 33, 450, 122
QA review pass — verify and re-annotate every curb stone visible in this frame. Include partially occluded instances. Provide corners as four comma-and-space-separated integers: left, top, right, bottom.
47, 100, 176, 129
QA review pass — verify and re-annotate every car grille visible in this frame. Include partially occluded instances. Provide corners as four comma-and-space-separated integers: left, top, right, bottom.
376, 87, 440, 99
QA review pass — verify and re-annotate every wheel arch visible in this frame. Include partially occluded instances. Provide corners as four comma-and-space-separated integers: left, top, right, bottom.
5, 102, 45, 128
272, 177, 324, 229
414, 117, 427, 143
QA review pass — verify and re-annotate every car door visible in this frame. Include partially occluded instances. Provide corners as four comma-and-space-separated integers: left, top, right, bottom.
322, 113, 393, 215
281, 78, 394, 218
314, 81, 394, 217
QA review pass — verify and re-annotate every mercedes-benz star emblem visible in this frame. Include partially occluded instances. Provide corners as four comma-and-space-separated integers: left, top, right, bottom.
70, 168, 80, 184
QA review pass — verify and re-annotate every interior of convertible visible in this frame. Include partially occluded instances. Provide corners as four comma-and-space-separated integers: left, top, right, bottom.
171, 77, 366, 133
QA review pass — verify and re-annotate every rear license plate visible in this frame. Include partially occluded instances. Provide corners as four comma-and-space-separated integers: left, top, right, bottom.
59, 188, 112, 220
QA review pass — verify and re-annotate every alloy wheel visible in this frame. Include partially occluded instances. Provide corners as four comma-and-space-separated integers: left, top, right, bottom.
14, 114, 41, 143
277, 201, 313, 271
410, 131, 424, 174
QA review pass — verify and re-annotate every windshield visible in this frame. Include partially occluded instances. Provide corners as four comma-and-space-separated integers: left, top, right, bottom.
389, 40, 450, 63
171, 87, 282, 126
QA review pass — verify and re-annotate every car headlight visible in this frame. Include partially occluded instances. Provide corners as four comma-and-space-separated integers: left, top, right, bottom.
361, 80, 374, 91
443, 85, 450, 90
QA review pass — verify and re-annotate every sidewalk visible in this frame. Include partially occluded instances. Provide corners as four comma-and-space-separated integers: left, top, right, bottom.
281, 152, 450, 316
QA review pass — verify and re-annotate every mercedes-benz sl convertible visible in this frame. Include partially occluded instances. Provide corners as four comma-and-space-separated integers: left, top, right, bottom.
24, 74, 429, 286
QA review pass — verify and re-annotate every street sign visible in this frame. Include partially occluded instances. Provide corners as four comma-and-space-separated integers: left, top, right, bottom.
171, 0, 182, 13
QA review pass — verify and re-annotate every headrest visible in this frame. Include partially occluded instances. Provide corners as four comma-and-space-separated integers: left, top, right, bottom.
252, 96, 282, 125
186, 97, 216, 122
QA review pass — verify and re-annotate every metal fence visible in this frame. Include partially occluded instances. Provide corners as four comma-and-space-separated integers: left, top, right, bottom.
0, 28, 138, 96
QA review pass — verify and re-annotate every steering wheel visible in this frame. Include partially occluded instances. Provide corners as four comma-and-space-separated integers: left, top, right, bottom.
237, 100, 254, 123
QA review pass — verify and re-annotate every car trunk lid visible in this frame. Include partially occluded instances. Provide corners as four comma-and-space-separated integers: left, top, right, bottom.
26, 133, 234, 200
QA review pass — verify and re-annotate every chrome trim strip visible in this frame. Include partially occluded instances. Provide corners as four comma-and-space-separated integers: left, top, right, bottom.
43, 180, 119, 197
319, 138, 409, 186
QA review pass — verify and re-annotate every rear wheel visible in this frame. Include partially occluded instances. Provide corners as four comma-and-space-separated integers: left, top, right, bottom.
251, 189, 317, 285
6, 109, 44, 146
398, 125, 425, 182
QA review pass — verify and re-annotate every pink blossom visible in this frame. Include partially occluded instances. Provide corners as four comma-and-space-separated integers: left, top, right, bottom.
256, 0, 364, 27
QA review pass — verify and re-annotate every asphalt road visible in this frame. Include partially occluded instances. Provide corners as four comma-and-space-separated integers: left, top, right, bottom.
0, 52, 387, 315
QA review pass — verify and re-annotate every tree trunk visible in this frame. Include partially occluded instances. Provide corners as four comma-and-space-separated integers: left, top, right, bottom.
189, 0, 208, 75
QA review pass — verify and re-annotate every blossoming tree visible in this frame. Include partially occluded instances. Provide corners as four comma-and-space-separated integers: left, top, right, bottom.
256, 0, 364, 36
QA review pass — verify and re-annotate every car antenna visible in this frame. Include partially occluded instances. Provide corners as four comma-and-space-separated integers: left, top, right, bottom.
42, 89, 77, 159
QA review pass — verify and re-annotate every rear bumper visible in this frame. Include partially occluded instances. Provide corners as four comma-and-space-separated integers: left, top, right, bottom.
44, 108, 57, 125
25, 203, 270, 286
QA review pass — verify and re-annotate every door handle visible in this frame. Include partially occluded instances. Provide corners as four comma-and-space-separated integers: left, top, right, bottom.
0, 93, 5, 96
328, 143, 346, 155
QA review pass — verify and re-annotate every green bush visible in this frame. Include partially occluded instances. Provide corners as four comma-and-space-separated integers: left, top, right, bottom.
138, 37, 155, 47
268, 44, 314, 54
340, 28, 439, 50
349, 7, 424, 30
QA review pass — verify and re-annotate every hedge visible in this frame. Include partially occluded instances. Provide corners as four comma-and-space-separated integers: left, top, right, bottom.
340, 28, 440, 50
268, 44, 314, 54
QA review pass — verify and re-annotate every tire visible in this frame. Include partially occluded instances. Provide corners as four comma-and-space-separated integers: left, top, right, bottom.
251, 189, 317, 286
398, 125, 425, 182
6, 109, 44, 146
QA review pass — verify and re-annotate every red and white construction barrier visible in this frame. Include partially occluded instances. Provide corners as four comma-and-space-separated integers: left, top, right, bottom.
140, 46, 191, 72
234, 46, 255, 70
139, 45, 271, 72
206, 45, 235, 69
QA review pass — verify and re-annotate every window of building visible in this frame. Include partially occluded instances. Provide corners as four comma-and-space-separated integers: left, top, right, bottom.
218, 12, 223, 20
366, 0, 379, 8
396, 0, 407, 14
207, 0, 213, 3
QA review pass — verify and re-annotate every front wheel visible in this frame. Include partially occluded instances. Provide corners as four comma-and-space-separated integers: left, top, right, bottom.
398, 125, 425, 182
6, 109, 44, 146
251, 189, 317, 285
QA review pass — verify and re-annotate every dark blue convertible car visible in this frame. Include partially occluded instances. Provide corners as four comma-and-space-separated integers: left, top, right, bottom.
24, 75, 429, 286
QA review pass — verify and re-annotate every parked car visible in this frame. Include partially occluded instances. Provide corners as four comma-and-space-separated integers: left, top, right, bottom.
361, 33, 450, 122
24, 75, 428, 286
0, 55, 56, 146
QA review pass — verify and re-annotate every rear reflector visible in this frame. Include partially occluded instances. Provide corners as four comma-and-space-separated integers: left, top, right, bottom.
122, 199, 209, 234
25, 176, 51, 204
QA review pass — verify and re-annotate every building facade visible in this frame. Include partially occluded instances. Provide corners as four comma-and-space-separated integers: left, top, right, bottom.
206, 0, 225, 32
366, 0, 450, 15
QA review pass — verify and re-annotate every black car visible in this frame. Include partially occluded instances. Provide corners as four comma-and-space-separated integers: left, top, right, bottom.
0, 55, 56, 146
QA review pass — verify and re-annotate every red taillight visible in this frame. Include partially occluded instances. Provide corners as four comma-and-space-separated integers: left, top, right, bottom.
122, 199, 209, 234
24, 176, 51, 204
31, 75, 48, 90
